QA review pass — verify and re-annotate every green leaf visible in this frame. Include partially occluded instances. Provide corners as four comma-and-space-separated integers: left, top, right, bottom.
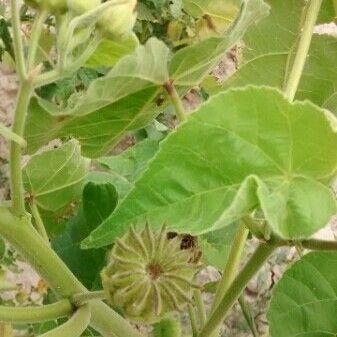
53, 182, 117, 289
268, 252, 337, 337
85, 36, 138, 68
23, 140, 90, 212
170, 0, 270, 86
200, 223, 238, 270
82, 86, 337, 249
25, 38, 170, 157
182, 0, 240, 36
97, 139, 160, 183
210, 0, 337, 113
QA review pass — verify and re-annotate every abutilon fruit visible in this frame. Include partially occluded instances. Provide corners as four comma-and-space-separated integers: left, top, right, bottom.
101, 224, 201, 323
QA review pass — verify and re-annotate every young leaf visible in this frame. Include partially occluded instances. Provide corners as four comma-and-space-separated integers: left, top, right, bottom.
25, 38, 170, 157
53, 182, 118, 289
23, 140, 90, 212
170, 0, 270, 87
268, 252, 337, 337
82, 86, 337, 249
210, 0, 337, 113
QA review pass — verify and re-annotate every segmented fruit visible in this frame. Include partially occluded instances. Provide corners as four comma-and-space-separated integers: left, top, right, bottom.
97, 0, 137, 40
101, 224, 201, 323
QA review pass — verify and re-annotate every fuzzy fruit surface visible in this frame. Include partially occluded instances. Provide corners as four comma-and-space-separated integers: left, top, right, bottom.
25, 0, 68, 13
98, 0, 137, 40
67, 0, 101, 15
101, 224, 201, 323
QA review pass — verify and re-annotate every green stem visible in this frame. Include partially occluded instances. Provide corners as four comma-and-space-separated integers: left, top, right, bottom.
194, 289, 207, 328
0, 300, 72, 323
34, 34, 101, 89
29, 199, 49, 243
334, 0, 337, 19
10, 0, 26, 80
211, 224, 249, 311
0, 207, 143, 337
198, 242, 278, 337
238, 295, 258, 337
0, 122, 26, 147
300, 239, 337, 251
27, 8, 49, 71
9, 81, 33, 217
283, 0, 322, 101
164, 80, 187, 122
40, 304, 90, 337
188, 304, 198, 337
72, 291, 106, 306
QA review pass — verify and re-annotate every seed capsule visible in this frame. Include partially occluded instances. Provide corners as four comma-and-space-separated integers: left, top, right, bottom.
101, 224, 201, 323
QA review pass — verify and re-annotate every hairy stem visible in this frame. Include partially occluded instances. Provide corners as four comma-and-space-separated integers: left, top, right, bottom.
29, 199, 49, 243
194, 289, 207, 328
188, 304, 198, 337
0, 207, 143, 337
284, 0, 322, 101
72, 291, 107, 306
212, 224, 249, 311
27, 8, 49, 71
40, 304, 90, 337
10, 0, 26, 80
198, 242, 278, 337
0, 300, 72, 323
164, 80, 187, 122
10, 81, 33, 217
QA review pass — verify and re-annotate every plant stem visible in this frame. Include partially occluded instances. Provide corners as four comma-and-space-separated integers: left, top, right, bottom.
0, 207, 143, 337
238, 295, 259, 337
164, 80, 187, 122
188, 304, 198, 337
300, 239, 337, 251
10, 0, 26, 80
334, 0, 337, 19
198, 241, 278, 337
29, 199, 49, 243
27, 8, 49, 71
283, 0, 322, 101
0, 122, 26, 147
10, 81, 33, 217
194, 289, 207, 328
40, 304, 90, 337
211, 224, 249, 311
0, 300, 72, 323
72, 291, 107, 306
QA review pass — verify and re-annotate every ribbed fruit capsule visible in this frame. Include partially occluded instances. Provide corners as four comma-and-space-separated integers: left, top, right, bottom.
97, 0, 137, 40
101, 224, 201, 323
67, 0, 101, 15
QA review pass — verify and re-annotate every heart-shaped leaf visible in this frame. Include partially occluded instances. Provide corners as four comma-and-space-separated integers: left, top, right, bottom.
268, 252, 337, 337
82, 86, 337, 249
23, 140, 90, 211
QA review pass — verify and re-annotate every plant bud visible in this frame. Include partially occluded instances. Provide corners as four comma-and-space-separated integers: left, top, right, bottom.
101, 224, 201, 323
68, 0, 101, 15
98, 0, 137, 40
